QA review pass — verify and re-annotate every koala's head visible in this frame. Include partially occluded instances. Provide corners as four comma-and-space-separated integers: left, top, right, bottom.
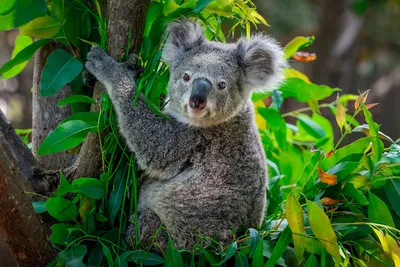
162, 20, 285, 127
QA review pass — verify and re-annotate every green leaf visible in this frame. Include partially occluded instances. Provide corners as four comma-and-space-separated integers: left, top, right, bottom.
205, 0, 232, 17
0, 38, 52, 76
54, 170, 72, 197
108, 169, 126, 225
114, 255, 128, 267
385, 179, 400, 217
19, 15, 60, 38
1, 33, 33, 80
321, 137, 372, 169
355, 239, 395, 266
368, 193, 395, 227
102, 244, 114, 267
59, 112, 100, 130
40, 49, 83, 96
38, 120, 93, 155
48, 0, 67, 21
258, 108, 287, 149
50, 223, 73, 245
249, 228, 261, 257
59, 245, 87, 267
216, 242, 237, 265
166, 240, 184, 267
363, 106, 383, 163
252, 238, 264, 267
194, 0, 214, 13
122, 251, 165, 266
283, 36, 314, 59
343, 182, 368, 206
58, 95, 96, 106
264, 227, 291, 267
78, 178, 105, 200
45, 197, 78, 221
235, 253, 249, 267
279, 78, 340, 103
32, 201, 46, 213
304, 254, 317, 267
306, 200, 340, 261
14, 0, 47, 28
0, 0, 16, 15
64, 1, 91, 48
286, 191, 306, 261
0, 9, 17, 31
297, 114, 326, 139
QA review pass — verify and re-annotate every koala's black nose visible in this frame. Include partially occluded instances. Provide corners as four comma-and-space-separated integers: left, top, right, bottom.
189, 78, 212, 110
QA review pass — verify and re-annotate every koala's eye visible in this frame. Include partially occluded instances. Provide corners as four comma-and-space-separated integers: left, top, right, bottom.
217, 81, 226, 90
183, 73, 191, 82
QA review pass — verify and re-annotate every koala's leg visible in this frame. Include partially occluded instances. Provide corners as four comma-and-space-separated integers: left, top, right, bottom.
126, 209, 168, 251
85, 47, 198, 177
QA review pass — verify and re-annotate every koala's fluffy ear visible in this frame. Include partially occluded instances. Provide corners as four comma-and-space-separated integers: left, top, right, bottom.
162, 20, 204, 66
236, 35, 286, 91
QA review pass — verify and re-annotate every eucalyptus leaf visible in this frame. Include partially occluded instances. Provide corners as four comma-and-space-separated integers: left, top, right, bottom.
40, 49, 83, 96
38, 120, 94, 155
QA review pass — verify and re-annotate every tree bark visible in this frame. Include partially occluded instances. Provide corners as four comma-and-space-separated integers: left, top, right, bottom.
0, 0, 151, 265
32, 42, 74, 170
72, 0, 150, 179
0, 110, 56, 266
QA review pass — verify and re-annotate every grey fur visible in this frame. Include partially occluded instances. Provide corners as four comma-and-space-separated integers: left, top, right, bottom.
85, 20, 285, 250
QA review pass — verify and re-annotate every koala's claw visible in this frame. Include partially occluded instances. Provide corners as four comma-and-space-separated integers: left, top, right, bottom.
122, 53, 143, 77
85, 46, 111, 77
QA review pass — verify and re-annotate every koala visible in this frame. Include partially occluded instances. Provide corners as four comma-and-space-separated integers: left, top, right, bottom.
85, 20, 285, 250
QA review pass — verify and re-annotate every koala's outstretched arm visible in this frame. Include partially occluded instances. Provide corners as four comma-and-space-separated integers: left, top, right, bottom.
86, 47, 196, 173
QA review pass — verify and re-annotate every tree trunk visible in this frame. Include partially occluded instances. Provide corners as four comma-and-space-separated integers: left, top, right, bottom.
32, 42, 74, 170
73, 0, 150, 179
0, 110, 56, 266
0, 0, 150, 265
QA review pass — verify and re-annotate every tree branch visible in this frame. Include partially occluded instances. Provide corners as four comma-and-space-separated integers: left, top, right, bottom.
0, 109, 56, 266
72, 0, 150, 179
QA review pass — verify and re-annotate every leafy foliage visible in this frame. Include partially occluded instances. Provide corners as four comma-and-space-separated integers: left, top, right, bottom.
1, 0, 399, 266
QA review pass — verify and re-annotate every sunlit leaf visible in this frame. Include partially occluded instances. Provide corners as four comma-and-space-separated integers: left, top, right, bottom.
279, 78, 340, 103
0, 38, 52, 76
283, 68, 311, 83
283, 36, 314, 59
1, 33, 33, 80
0, 0, 16, 15
307, 200, 340, 261
336, 94, 346, 131
286, 191, 306, 260
20, 15, 60, 38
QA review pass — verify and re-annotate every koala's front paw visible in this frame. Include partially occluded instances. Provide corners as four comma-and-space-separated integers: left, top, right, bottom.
85, 46, 115, 82
122, 53, 143, 78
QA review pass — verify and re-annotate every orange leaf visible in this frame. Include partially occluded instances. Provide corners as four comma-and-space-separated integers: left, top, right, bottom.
321, 197, 340, 205
318, 167, 337, 185
354, 89, 370, 110
292, 51, 317, 62
326, 150, 334, 158
336, 94, 346, 131
365, 103, 379, 109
